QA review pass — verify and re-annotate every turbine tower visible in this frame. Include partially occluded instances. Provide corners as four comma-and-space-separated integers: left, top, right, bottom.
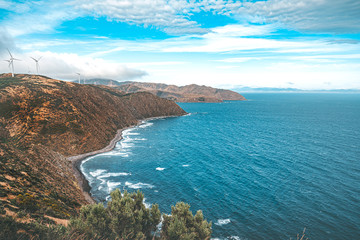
76, 73, 81, 84
30, 56, 42, 75
5, 49, 20, 77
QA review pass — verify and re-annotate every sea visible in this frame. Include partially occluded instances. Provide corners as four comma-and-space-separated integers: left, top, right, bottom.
80, 93, 360, 240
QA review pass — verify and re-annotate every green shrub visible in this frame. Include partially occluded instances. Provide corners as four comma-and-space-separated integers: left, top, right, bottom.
68, 189, 161, 239
161, 202, 212, 240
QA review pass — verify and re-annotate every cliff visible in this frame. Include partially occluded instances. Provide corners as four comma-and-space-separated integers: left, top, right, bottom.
85, 79, 246, 102
0, 74, 186, 223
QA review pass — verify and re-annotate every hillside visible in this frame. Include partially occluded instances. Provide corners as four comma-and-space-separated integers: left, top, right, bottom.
0, 74, 186, 227
85, 78, 246, 102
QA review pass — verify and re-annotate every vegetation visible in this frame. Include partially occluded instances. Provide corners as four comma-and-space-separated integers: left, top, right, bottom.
0, 189, 212, 240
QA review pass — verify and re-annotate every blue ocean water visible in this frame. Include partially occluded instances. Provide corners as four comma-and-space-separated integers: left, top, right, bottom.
81, 93, 360, 239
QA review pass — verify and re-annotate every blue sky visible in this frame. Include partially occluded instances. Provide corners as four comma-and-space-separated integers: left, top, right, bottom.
1, 0, 360, 89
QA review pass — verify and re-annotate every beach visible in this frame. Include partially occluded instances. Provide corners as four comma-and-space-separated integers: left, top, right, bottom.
67, 115, 182, 204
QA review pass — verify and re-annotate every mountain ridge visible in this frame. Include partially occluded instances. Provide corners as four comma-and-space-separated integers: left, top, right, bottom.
82, 78, 246, 102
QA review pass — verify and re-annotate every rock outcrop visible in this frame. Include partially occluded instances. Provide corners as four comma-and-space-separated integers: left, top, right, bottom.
0, 74, 186, 221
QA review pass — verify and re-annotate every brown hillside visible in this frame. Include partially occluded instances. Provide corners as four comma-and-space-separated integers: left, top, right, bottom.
115, 82, 246, 102
0, 74, 186, 223
85, 79, 246, 102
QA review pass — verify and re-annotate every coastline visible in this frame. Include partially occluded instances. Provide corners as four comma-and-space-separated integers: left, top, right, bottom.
67, 115, 183, 204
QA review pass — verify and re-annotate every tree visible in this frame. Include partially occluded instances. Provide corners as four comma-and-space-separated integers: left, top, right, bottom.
161, 202, 212, 240
68, 189, 161, 240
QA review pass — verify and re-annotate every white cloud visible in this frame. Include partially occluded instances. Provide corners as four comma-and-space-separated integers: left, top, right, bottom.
0, 51, 147, 81
238, 0, 360, 33
1, 0, 82, 37
73, 0, 207, 34
0, 27, 16, 54
1, 0, 359, 40
72, 0, 360, 34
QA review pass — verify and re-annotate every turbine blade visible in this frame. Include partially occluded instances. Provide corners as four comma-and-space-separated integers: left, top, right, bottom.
13, 58, 21, 61
7, 48, 13, 58
30, 57, 36, 61
38, 56, 42, 61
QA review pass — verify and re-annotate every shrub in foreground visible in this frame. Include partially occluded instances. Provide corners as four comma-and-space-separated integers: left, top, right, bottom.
68, 189, 161, 239
162, 202, 212, 240
1, 189, 212, 239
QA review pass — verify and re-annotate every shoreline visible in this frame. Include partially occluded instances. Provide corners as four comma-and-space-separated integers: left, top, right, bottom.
67, 115, 183, 204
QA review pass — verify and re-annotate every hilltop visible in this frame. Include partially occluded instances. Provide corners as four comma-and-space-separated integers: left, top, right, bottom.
83, 78, 246, 102
0, 74, 186, 227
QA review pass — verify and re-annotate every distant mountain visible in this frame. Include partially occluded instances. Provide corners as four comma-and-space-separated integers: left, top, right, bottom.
84, 78, 246, 102
79, 78, 130, 86
232, 87, 360, 93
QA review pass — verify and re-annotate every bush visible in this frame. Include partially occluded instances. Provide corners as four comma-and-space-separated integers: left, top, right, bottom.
161, 202, 212, 240
16, 193, 39, 212
2, 190, 212, 239
68, 189, 161, 239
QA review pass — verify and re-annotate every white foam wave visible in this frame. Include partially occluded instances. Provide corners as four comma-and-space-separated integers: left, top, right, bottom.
211, 237, 241, 240
98, 151, 129, 157
107, 181, 122, 192
90, 169, 107, 177
143, 197, 152, 208
122, 128, 139, 135
182, 164, 190, 167
125, 181, 155, 189
125, 132, 140, 135
133, 138, 147, 141
98, 172, 131, 178
138, 122, 153, 128
215, 219, 231, 226
156, 167, 165, 171
228, 236, 241, 240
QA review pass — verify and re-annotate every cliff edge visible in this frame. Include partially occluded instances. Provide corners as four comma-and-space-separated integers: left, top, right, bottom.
0, 74, 186, 223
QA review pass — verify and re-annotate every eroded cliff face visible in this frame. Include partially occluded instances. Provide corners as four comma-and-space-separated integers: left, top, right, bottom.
0, 74, 186, 222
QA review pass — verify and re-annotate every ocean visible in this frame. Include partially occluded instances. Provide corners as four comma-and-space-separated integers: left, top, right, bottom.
81, 93, 360, 239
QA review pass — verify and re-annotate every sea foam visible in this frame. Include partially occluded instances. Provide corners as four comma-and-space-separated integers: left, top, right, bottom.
125, 181, 155, 189
215, 219, 231, 226
90, 169, 107, 177
107, 181, 122, 192
98, 172, 131, 178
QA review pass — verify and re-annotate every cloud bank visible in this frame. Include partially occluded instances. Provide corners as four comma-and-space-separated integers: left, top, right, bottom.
0, 51, 147, 81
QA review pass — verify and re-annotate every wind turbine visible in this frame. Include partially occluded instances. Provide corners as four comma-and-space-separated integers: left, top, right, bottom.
5, 49, 20, 77
30, 56, 42, 74
76, 73, 81, 84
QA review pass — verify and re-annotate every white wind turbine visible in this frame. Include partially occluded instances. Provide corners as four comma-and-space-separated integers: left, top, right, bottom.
5, 49, 21, 77
76, 73, 81, 84
30, 56, 42, 74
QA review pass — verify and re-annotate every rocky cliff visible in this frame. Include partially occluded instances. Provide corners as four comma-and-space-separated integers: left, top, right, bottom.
85, 79, 246, 102
0, 74, 186, 223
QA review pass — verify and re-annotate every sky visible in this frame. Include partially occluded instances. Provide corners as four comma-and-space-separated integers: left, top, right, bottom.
0, 0, 360, 90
